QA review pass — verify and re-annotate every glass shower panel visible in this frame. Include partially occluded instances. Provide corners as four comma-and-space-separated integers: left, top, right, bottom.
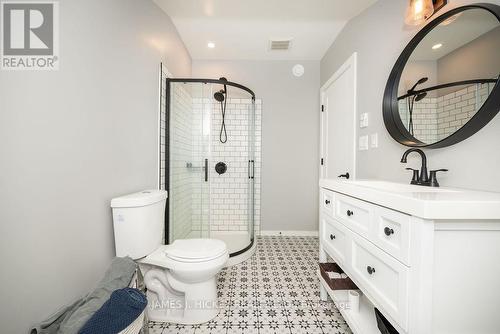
208, 90, 255, 254
166, 78, 256, 260
199, 84, 212, 239
168, 82, 210, 243
247, 100, 256, 243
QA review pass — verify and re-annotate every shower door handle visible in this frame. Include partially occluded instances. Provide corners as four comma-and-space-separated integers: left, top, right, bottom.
204, 159, 208, 182
248, 160, 255, 179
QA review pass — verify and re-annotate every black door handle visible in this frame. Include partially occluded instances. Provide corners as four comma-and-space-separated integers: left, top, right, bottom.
367, 266, 376, 275
325, 199, 331, 205
330, 234, 335, 240
338, 172, 350, 179
384, 227, 394, 236
347, 210, 354, 217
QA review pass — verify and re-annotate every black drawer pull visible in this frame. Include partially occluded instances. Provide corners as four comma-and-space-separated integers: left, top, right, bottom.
330, 234, 336, 240
325, 199, 331, 205
384, 227, 394, 236
347, 210, 354, 217
367, 266, 376, 275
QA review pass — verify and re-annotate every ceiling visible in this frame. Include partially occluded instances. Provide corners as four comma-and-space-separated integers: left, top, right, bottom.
153, 0, 378, 60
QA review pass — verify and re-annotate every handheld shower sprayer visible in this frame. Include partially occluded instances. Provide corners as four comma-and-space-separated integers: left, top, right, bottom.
406, 77, 429, 136
214, 77, 229, 143
408, 77, 428, 93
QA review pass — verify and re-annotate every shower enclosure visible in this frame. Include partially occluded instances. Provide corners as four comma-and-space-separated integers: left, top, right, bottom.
163, 77, 258, 264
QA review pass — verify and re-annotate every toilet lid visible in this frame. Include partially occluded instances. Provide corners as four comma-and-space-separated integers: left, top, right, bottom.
165, 239, 227, 262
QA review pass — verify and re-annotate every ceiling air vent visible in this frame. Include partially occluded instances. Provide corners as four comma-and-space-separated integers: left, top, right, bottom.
269, 39, 292, 51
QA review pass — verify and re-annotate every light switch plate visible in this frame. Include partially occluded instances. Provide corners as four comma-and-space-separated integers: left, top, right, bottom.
359, 135, 369, 151
370, 133, 378, 148
359, 113, 369, 128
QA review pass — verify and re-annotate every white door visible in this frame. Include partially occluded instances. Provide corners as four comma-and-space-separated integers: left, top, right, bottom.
320, 53, 357, 180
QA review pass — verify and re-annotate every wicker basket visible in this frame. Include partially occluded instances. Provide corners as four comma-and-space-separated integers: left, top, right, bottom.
319, 263, 358, 290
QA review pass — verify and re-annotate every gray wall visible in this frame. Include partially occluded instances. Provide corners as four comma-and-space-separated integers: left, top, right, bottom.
438, 26, 500, 89
192, 60, 320, 233
0, 1, 191, 333
321, 0, 500, 192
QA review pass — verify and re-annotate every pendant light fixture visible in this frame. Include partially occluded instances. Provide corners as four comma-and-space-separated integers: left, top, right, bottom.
405, 0, 448, 26
405, 0, 435, 25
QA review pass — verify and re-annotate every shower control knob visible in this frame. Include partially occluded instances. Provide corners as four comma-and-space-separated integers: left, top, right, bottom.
215, 162, 227, 175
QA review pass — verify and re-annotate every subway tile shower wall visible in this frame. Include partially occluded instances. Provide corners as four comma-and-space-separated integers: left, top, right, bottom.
398, 83, 493, 143
160, 68, 167, 191
160, 67, 168, 242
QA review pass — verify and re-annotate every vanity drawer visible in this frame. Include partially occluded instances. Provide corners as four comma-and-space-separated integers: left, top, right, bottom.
321, 215, 347, 264
334, 193, 373, 237
373, 206, 411, 265
350, 234, 409, 331
320, 188, 335, 217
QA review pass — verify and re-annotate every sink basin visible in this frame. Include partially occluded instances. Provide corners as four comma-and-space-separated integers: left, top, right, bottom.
346, 180, 459, 193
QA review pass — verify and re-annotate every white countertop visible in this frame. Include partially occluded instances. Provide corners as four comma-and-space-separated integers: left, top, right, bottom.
320, 179, 500, 220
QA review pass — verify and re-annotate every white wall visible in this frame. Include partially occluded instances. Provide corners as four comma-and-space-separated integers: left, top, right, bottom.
192, 60, 320, 232
321, 0, 500, 192
0, 1, 191, 333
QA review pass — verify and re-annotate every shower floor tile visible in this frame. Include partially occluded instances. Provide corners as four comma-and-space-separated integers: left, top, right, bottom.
148, 236, 352, 334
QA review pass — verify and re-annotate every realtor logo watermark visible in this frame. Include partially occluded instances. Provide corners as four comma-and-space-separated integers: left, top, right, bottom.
1, 0, 59, 70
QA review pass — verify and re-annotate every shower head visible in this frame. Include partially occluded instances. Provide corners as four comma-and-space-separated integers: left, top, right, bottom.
219, 77, 228, 93
416, 77, 428, 85
408, 77, 428, 93
214, 76, 228, 102
414, 92, 427, 102
214, 90, 225, 102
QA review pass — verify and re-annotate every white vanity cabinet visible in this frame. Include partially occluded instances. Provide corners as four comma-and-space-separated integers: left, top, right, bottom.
318, 179, 500, 334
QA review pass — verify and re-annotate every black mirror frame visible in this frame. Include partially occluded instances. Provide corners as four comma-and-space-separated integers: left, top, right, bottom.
383, 3, 500, 149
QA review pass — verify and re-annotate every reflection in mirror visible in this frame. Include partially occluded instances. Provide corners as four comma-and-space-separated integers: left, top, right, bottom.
398, 8, 500, 145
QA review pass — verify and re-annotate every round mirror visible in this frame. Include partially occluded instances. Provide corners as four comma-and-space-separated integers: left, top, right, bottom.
383, 4, 500, 148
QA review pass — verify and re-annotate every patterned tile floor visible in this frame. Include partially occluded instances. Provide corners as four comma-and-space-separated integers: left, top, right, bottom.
149, 236, 352, 334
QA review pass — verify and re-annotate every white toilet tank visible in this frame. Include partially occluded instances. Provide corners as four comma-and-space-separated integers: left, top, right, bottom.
111, 190, 168, 260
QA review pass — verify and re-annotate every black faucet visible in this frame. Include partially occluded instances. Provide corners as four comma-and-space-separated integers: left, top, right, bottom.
400, 148, 448, 187
400, 148, 430, 185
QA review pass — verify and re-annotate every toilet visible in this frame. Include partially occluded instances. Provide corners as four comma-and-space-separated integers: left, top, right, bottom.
110, 190, 228, 325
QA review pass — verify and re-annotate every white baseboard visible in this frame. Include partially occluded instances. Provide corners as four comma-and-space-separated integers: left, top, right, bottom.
211, 230, 249, 236
260, 230, 319, 237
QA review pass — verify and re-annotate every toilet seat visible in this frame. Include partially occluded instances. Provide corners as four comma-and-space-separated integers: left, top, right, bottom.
140, 239, 228, 267
165, 239, 227, 263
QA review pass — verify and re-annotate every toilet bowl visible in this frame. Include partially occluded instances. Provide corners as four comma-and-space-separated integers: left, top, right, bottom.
110, 190, 228, 325
139, 239, 228, 324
